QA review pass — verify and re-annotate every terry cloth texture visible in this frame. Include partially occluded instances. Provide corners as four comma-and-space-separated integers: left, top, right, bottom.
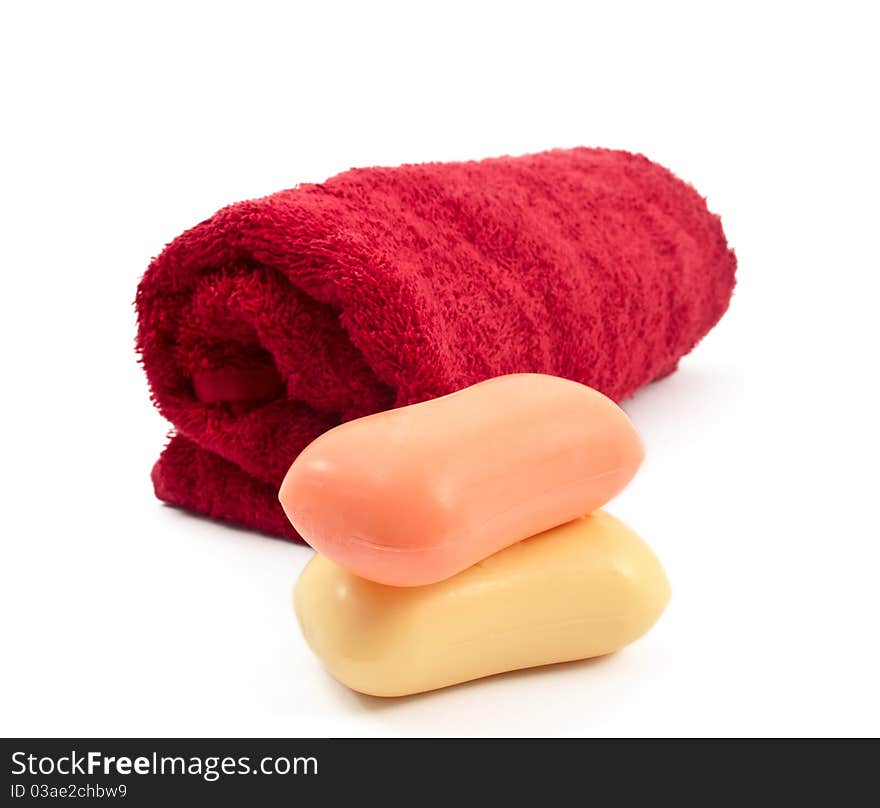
136, 147, 736, 540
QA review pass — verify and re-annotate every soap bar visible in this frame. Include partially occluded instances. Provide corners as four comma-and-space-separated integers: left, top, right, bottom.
294, 511, 670, 697
280, 374, 643, 585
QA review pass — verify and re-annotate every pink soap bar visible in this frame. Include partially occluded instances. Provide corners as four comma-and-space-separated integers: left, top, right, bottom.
279, 374, 643, 586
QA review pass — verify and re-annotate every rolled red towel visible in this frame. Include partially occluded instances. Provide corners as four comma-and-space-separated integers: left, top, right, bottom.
136, 147, 736, 540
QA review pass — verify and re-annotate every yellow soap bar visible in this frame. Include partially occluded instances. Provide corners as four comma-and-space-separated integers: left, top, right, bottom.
294, 511, 670, 697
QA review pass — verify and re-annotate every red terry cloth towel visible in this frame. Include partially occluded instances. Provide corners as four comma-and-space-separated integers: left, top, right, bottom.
136, 148, 736, 540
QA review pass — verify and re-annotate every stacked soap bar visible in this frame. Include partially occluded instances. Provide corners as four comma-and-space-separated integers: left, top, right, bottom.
280, 374, 670, 697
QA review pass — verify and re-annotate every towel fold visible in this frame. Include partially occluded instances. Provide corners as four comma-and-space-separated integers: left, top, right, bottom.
136, 147, 736, 540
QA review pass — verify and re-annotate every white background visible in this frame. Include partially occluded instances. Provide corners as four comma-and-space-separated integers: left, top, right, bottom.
2, 1, 878, 737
